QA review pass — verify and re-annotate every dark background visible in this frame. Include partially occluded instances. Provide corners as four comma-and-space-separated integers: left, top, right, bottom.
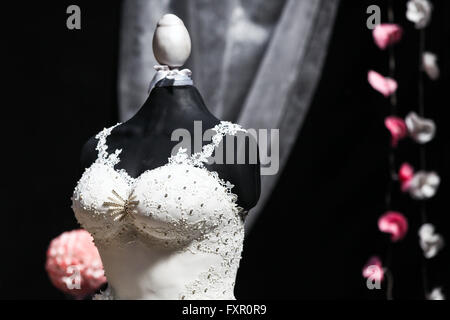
2, 0, 449, 299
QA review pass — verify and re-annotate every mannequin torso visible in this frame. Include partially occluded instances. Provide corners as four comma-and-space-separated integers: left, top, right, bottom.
74, 13, 260, 300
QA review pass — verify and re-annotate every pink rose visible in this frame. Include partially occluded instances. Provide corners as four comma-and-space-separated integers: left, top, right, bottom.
385, 116, 408, 147
378, 211, 408, 242
368, 70, 398, 97
398, 163, 414, 192
362, 256, 384, 282
373, 24, 403, 49
46, 229, 107, 299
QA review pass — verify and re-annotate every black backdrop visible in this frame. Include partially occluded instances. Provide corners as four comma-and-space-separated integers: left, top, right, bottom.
3, 0, 449, 299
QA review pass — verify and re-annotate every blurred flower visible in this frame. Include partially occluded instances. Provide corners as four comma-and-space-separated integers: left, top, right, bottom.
378, 211, 408, 242
405, 111, 436, 144
362, 256, 384, 282
419, 223, 445, 258
408, 171, 440, 199
427, 287, 445, 300
385, 116, 408, 147
399, 163, 414, 192
368, 70, 397, 97
422, 52, 439, 80
46, 229, 106, 299
372, 24, 403, 50
406, 0, 433, 29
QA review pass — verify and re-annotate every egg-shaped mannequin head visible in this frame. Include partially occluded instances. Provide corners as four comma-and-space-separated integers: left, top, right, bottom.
152, 14, 191, 69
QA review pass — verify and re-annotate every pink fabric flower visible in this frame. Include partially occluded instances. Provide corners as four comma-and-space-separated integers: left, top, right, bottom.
46, 229, 106, 299
368, 70, 398, 97
385, 116, 408, 147
378, 211, 408, 242
362, 256, 384, 282
373, 24, 403, 49
399, 163, 414, 192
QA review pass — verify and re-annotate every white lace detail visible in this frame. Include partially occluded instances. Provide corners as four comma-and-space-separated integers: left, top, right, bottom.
72, 121, 247, 300
148, 65, 194, 93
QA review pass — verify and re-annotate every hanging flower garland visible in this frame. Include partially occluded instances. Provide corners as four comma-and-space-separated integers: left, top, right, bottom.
405, 0, 445, 300
365, 2, 404, 300
363, 0, 444, 300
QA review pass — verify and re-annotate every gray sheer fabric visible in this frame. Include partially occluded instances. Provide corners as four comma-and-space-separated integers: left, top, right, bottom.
118, 0, 340, 231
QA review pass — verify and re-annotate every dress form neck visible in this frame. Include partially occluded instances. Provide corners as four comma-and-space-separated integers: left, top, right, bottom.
132, 85, 217, 127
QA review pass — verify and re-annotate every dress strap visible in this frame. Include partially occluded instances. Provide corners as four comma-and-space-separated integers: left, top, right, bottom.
200, 121, 247, 159
169, 121, 247, 168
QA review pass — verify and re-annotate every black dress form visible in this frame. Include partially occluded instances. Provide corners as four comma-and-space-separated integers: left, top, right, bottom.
80, 85, 261, 212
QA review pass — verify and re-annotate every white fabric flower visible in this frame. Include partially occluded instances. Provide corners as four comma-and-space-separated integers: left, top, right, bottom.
419, 223, 445, 258
422, 52, 440, 80
406, 0, 433, 29
408, 171, 440, 200
427, 287, 445, 300
405, 111, 436, 144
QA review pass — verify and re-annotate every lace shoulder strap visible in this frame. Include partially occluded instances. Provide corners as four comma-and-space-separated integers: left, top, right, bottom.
203, 121, 247, 157
169, 121, 247, 168
94, 123, 122, 167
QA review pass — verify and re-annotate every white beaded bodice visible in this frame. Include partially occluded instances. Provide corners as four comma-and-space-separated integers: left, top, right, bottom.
72, 121, 247, 300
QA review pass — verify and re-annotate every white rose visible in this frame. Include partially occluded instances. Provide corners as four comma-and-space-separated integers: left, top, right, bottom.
422, 52, 439, 80
405, 111, 436, 144
406, 0, 433, 29
418, 223, 444, 258
408, 171, 440, 200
